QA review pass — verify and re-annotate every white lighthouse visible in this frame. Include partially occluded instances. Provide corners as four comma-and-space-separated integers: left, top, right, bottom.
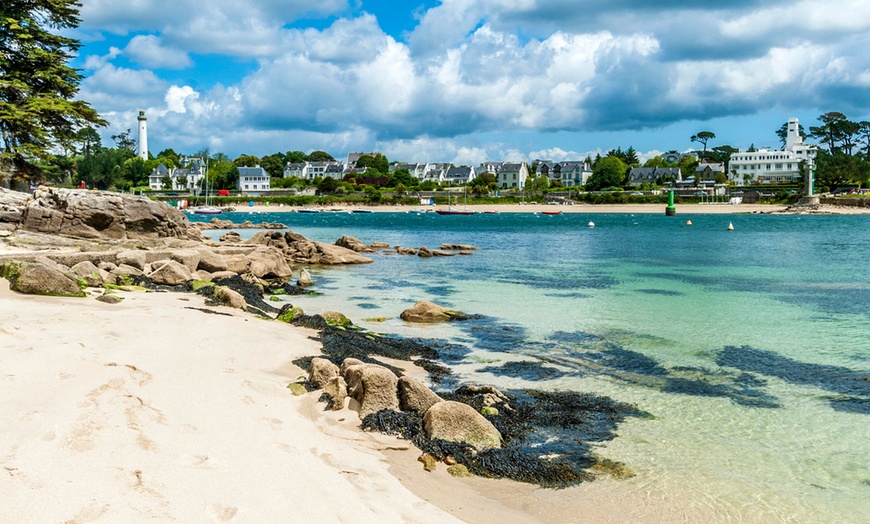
137, 110, 148, 161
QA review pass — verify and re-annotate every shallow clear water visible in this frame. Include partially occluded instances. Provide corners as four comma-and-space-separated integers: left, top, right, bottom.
196, 210, 870, 522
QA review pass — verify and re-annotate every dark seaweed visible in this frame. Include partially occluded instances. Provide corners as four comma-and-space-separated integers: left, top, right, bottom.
479, 360, 569, 381
636, 288, 683, 296
209, 273, 279, 314
717, 345, 870, 414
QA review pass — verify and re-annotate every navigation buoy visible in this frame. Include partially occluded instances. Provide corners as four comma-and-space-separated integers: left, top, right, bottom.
727, 222, 734, 231
588, 221, 595, 228
686, 219, 693, 226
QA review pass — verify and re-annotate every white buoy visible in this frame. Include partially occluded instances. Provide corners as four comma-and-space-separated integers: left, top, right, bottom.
588, 221, 595, 228
686, 219, 693, 226
727, 222, 734, 231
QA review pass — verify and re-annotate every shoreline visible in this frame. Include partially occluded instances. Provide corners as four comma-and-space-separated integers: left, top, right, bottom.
0, 278, 704, 523
219, 202, 870, 215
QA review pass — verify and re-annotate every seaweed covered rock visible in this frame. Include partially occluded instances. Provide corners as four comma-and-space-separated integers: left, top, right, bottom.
398, 376, 443, 414
70, 260, 107, 287
400, 300, 464, 323
214, 286, 246, 310
346, 364, 400, 419
309, 357, 340, 389
1, 260, 85, 297
321, 311, 352, 328
423, 401, 502, 451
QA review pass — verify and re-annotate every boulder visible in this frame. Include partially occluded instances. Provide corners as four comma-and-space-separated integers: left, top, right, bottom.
96, 293, 123, 304
309, 357, 340, 389
340, 358, 366, 377
322, 376, 348, 411
345, 364, 399, 419
297, 268, 313, 287
321, 311, 351, 327
19, 187, 199, 240
249, 231, 289, 250
219, 231, 242, 243
370, 242, 390, 249
214, 286, 246, 310
400, 300, 464, 323
335, 235, 375, 253
417, 246, 433, 258
313, 242, 374, 265
423, 401, 502, 451
398, 376, 443, 414
116, 250, 147, 270
109, 263, 143, 284
395, 247, 417, 255
70, 260, 107, 287
170, 248, 201, 272
1, 261, 85, 297
247, 246, 293, 279
148, 260, 192, 286
196, 248, 228, 272
224, 254, 251, 274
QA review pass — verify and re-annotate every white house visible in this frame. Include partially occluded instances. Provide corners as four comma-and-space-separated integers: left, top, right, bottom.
729, 118, 815, 185
493, 162, 529, 189
444, 166, 476, 184
148, 162, 205, 191
390, 163, 427, 180
536, 160, 592, 187
237, 166, 270, 192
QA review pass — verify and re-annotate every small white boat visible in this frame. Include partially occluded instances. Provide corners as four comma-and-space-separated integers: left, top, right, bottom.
192, 206, 222, 215
727, 222, 734, 231
349, 208, 374, 214
297, 208, 321, 213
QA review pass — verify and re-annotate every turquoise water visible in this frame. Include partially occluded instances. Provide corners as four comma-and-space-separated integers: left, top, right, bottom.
195, 210, 870, 522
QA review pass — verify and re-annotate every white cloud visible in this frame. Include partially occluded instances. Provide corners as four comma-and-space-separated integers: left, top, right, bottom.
124, 35, 192, 69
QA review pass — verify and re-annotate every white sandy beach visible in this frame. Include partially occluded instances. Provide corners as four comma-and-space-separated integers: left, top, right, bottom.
0, 283, 711, 523
0, 286, 470, 523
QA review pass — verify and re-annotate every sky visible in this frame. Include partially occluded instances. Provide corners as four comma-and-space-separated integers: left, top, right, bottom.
69, 0, 870, 166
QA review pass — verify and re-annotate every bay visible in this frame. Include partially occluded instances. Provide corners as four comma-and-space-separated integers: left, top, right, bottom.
194, 210, 870, 523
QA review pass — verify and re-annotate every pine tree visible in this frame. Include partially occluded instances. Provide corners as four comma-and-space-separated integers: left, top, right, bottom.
0, 0, 106, 179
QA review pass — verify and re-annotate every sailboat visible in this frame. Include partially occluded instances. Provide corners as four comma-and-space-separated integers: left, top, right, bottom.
192, 157, 222, 215
435, 186, 475, 215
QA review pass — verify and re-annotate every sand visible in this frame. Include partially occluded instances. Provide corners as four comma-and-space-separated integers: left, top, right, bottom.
0, 286, 471, 523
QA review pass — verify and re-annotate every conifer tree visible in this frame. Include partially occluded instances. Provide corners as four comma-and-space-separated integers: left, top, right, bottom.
0, 0, 106, 178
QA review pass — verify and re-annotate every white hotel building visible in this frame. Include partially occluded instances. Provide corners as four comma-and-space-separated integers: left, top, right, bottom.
729, 118, 815, 185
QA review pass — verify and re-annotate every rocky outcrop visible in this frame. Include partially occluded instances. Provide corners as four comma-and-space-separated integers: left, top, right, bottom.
247, 246, 293, 279
20, 188, 200, 240
423, 401, 502, 451
335, 236, 375, 253
243, 230, 372, 265
398, 376, 443, 414
311, 242, 373, 265
1, 260, 85, 297
0, 188, 27, 230
441, 243, 478, 251
400, 300, 464, 323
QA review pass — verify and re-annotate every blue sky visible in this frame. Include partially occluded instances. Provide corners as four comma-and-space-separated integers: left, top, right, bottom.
70, 0, 870, 165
